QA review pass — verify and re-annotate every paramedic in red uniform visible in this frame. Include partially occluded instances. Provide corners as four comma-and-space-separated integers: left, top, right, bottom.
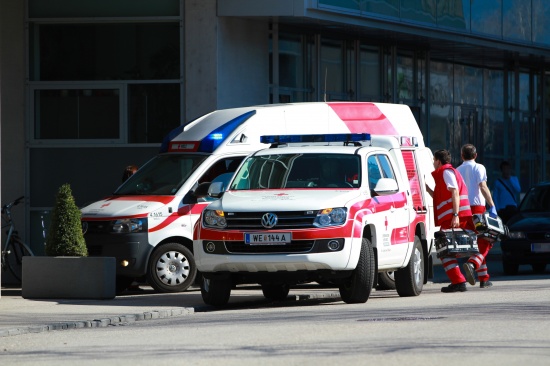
457, 144, 497, 289
426, 149, 474, 293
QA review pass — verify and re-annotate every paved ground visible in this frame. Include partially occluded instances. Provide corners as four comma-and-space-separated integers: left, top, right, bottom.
0, 245, 541, 339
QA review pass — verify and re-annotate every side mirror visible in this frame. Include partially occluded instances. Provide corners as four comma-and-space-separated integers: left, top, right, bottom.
373, 178, 398, 196
193, 182, 211, 198
208, 181, 225, 198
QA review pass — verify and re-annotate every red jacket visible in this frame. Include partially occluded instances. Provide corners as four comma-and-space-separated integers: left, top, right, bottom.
432, 163, 471, 226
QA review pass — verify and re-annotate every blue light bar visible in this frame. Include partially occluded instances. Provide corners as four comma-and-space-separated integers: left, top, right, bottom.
198, 110, 256, 153
260, 133, 371, 144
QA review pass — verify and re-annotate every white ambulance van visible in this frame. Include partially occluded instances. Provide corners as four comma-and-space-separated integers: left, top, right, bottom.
193, 131, 437, 306
81, 102, 430, 293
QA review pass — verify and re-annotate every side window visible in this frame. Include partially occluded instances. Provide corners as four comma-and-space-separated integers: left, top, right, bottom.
198, 157, 244, 184
367, 155, 382, 191
378, 155, 396, 180
367, 154, 396, 191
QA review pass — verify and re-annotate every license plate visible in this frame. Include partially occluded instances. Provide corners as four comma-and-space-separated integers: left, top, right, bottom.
531, 243, 550, 253
244, 232, 292, 245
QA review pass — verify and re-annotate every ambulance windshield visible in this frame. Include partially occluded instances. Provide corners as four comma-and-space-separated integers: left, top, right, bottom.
115, 154, 209, 195
229, 153, 361, 190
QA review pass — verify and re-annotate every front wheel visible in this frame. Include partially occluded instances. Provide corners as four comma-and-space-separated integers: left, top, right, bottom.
261, 283, 290, 300
395, 236, 424, 297
339, 238, 375, 304
201, 275, 232, 306
147, 243, 196, 293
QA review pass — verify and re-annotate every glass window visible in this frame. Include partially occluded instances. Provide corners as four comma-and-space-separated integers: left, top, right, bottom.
503, 0, 531, 42
533, 0, 550, 45
29, 0, 179, 18
367, 155, 382, 191
359, 45, 379, 101
231, 153, 360, 190
378, 155, 395, 180
471, 2, 502, 37
364, 0, 399, 18
437, 0, 469, 30
396, 54, 413, 102
30, 23, 180, 81
400, 0, 436, 25
318, 0, 361, 12
430, 61, 453, 105
271, 33, 315, 103
115, 154, 209, 196
454, 65, 482, 105
321, 39, 347, 101
128, 83, 181, 143
34, 89, 119, 140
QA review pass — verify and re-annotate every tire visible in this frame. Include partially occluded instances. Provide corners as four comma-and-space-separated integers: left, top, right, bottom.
531, 263, 546, 274
376, 271, 396, 290
502, 258, 519, 275
6, 237, 33, 283
395, 236, 424, 297
261, 283, 290, 300
147, 243, 196, 293
339, 238, 375, 304
200, 275, 232, 306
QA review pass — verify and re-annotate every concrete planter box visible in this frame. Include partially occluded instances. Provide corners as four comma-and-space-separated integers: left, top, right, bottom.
22, 256, 116, 300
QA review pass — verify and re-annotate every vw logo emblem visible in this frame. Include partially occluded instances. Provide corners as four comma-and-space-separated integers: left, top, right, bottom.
261, 213, 278, 229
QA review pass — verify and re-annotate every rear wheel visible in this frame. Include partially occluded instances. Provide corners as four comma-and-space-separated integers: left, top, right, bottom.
376, 271, 396, 290
147, 243, 196, 293
395, 236, 424, 297
261, 283, 290, 300
502, 258, 519, 275
339, 238, 375, 304
201, 275, 231, 306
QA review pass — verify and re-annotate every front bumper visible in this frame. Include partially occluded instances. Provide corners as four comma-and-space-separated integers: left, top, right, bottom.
500, 240, 550, 265
84, 231, 152, 277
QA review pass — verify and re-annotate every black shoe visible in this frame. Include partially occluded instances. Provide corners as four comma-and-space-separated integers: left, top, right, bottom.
480, 281, 493, 288
441, 282, 468, 293
463, 262, 477, 286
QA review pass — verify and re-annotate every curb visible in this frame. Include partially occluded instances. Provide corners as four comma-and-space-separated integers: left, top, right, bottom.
0, 307, 194, 338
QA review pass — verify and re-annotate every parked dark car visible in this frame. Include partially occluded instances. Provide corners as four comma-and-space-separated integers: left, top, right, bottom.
500, 182, 550, 275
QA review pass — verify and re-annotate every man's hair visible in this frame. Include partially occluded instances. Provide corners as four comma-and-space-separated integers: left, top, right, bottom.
434, 149, 451, 165
461, 144, 477, 160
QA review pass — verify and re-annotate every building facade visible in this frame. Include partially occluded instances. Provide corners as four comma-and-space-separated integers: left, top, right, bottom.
1, 0, 549, 260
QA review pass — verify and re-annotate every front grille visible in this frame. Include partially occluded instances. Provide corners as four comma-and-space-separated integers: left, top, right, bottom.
225, 240, 315, 253
225, 211, 317, 230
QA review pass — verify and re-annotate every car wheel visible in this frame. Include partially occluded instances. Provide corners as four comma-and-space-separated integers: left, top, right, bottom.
201, 275, 231, 306
339, 238, 375, 304
531, 263, 546, 274
502, 258, 519, 275
261, 283, 290, 300
147, 243, 196, 293
395, 236, 424, 297
376, 271, 396, 290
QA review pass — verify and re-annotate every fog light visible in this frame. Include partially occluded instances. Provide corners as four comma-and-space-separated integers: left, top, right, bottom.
327, 240, 340, 251
206, 242, 216, 253
120, 260, 129, 267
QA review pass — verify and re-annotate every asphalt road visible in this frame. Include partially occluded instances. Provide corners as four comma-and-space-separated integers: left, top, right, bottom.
1, 257, 549, 366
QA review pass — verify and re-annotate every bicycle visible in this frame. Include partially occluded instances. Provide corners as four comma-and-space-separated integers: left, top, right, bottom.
1, 196, 34, 283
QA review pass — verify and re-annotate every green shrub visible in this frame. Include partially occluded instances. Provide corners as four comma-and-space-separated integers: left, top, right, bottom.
45, 183, 88, 257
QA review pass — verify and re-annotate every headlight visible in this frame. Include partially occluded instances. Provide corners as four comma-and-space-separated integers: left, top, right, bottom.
203, 209, 227, 228
111, 219, 143, 233
508, 231, 525, 239
313, 207, 347, 227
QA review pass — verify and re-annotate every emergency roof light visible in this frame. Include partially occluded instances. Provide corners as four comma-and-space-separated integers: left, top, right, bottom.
260, 133, 371, 146
195, 110, 256, 153
400, 136, 418, 147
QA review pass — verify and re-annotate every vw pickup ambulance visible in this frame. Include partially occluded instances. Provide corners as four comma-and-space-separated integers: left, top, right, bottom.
194, 131, 436, 306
